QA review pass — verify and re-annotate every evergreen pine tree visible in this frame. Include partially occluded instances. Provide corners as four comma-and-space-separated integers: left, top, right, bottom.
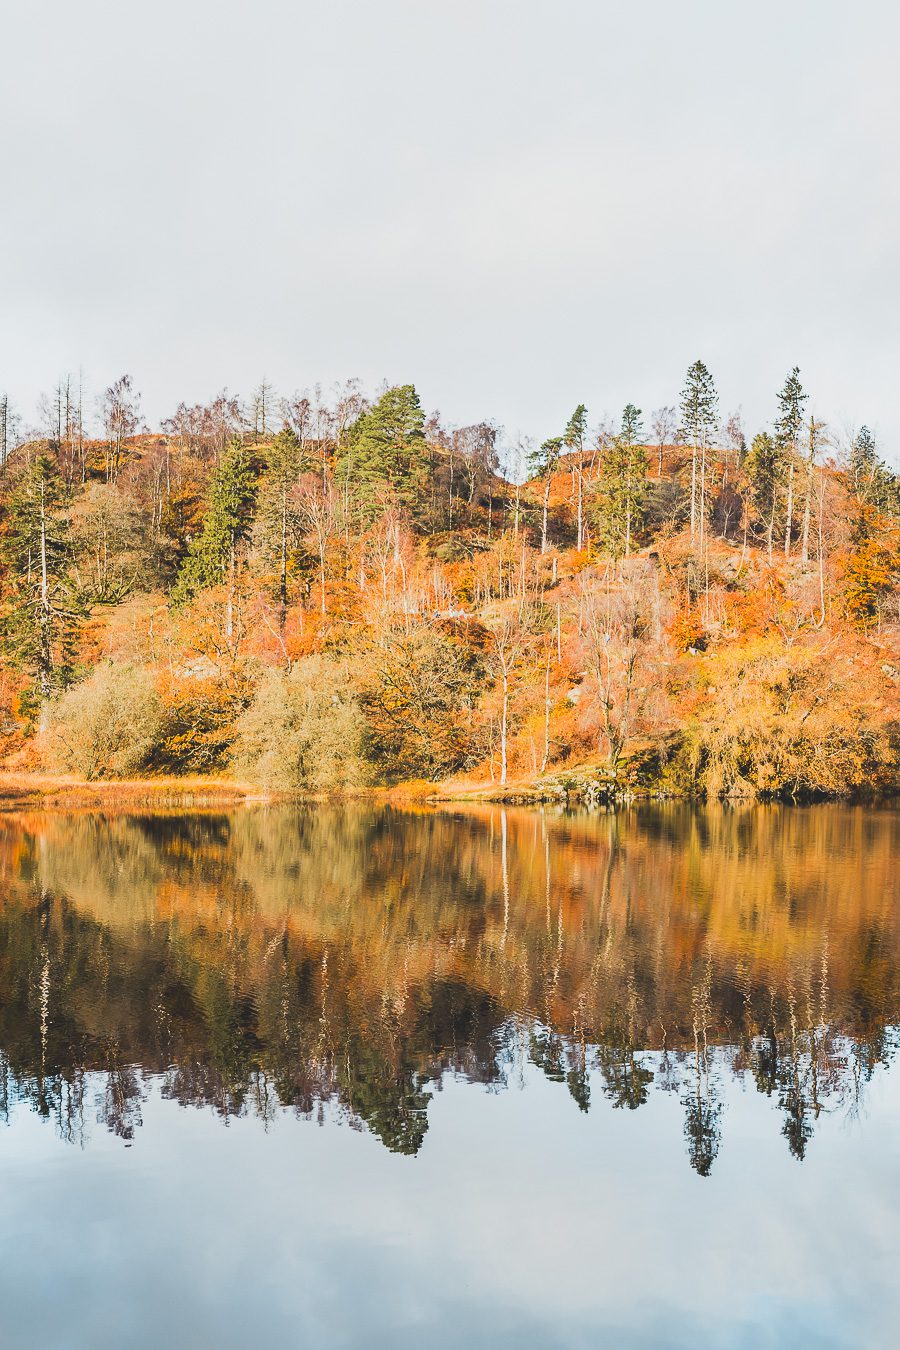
335, 385, 427, 519
0, 452, 80, 719
563, 404, 588, 550
679, 361, 718, 545
172, 438, 258, 637
593, 405, 648, 558
257, 428, 307, 613
527, 436, 562, 553
850, 425, 877, 489
743, 431, 785, 558
774, 367, 808, 557
848, 425, 899, 517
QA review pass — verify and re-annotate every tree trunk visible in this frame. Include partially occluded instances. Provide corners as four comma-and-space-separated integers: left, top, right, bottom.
541, 474, 551, 553
279, 490, 288, 619
784, 461, 794, 558
576, 459, 584, 551
767, 502, 776, 561
801, 443, 815, 564
319, 541, 327, 616
540, 642, 551, 774
817, 482, 827, 626
519, 539, 526, 614
226, 535, 235, 640
500, 668, 509, 785
801, 485, 812, 563
38, 481, 52, 729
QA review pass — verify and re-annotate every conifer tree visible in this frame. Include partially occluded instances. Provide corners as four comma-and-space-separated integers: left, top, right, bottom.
679, 361, 718, 546
850, 426, 877, 488
848, 425, 899, 518
0, 394, 9, 464
593, 405, 648, 558
172, 438, 258, 638
0, 452, 79, 720
774, 367, 808, 557
528, 436, 562, 553
563, 404, 588, 550
335, 385, 427, 519
743, 431, 784, 558
257, 428, 307, 613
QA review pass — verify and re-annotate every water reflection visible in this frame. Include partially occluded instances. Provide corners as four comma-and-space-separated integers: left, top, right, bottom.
0, 804, 897, 1172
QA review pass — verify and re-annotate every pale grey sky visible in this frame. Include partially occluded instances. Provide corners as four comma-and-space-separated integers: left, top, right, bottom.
2, 0, 898, 457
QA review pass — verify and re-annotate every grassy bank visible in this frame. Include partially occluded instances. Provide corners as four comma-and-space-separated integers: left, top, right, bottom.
3, 731, 898, 814
0, 771, 258, 812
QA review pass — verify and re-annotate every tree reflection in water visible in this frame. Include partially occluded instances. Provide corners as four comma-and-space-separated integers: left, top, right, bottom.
0, 803, 896, 1172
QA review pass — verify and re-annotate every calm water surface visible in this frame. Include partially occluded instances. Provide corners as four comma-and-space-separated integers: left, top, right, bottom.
0, 803, 897, 1348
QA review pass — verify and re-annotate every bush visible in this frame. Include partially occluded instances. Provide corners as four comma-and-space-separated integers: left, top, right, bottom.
231, 658, 370, 793
359, 625, 485, 783
43, 664, 163, 780
669, 606, 707, 654
679, 640, 900, 800
152, 677, 248, 774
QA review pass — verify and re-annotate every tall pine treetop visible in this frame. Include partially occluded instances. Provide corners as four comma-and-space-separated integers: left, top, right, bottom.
172, 437, 259, 603
337, 384, 427, 511
3, 452, 69, 569
620, 403, 643, 445
679, 361, 718, 445
563, 405, 588, 449
528, 436, 562, 479
774, 367, 808, 454
850, 425, 877, 477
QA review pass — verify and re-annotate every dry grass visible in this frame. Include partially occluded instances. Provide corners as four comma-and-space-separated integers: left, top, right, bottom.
0, 770, 258, 812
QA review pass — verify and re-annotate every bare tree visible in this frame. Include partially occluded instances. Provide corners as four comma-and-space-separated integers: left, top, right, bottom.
102, 375, 142, 483
293, 475, 341, 616
452, 422, 499, 510
651, 406, 676, 477
800, 416, 827, 564
579, 561, 669, 773
282, 392, 313, 448
486, 611, 532, 784
249, 379, 276, 441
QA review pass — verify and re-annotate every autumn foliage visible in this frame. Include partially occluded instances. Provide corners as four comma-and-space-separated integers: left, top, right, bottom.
0, 374, 897, 800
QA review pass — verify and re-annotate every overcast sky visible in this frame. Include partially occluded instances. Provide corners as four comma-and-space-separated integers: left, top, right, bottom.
2, 0, 898, 458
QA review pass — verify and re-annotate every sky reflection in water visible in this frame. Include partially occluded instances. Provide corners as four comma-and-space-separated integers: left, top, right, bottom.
0, 803, 897, 1348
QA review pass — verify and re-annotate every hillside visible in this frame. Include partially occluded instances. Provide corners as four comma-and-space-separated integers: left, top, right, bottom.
0, 376, 898, 802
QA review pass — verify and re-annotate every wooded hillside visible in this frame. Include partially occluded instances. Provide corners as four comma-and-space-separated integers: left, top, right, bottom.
1, 365, 898, 799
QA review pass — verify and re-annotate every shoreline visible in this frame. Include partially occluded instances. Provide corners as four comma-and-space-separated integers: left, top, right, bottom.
0, 771, 258, 812
1, 768, 895, 814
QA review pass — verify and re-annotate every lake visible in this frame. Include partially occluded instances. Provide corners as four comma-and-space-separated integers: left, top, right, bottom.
0, 803, 897, 1349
